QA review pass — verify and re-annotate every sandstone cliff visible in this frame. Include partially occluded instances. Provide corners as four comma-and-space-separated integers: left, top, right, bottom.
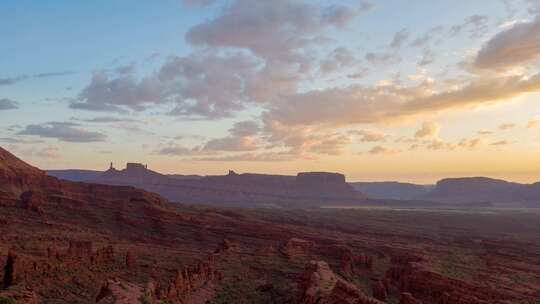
88, 164, 365, 206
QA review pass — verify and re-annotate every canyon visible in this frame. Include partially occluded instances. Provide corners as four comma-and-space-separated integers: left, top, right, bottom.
2, 147, 540, 303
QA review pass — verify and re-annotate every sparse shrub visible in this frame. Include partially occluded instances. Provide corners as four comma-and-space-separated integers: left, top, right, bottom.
0, 296, 16, 304
138, 294, 151, 304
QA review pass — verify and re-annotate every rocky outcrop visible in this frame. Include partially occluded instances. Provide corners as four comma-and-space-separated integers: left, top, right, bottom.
372, 280, 388, 301
317, 245, 373, 277
3, 250, 19, 289
0, 290, 39, 304
86, 161, 365, 206
281, 238, 314, 258
91, 245, 115, 265
96, 278, 154, 304
125, 250, 136, 267
255, 245, 277, 256
298, 260, 384, 304
20, 191, 45, 214
2, 243, 118, 291
425, 177, 521, 204
295, 172, 361, 200
0, 148, 62, 200
400, 292, 422, 304
214, 238, 234, 254
350, 182, 432, 200
67, 240, 93, 259
0, 148, 167, 212
162, 255, 221, 300
386, 254, 501, 304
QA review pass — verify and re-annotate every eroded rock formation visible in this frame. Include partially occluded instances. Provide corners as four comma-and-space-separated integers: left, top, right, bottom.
298, 260, 384, 304
89, 162, 365, 206
372, 280, 388, 301
399, 292, 422, 304
281, 238, 314, 258
162, 255, 221, 300
385, 253, 500, 304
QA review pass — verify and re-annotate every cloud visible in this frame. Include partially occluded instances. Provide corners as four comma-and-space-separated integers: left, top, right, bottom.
204, 136, 259, 151
475, 16, 540, 69
182, 0, 216, 7
115, 63, 136, 75
528, 0, 540, 14
155, 144, 201, 156
18, 122, 106, 142
350, 129, 386, 142
347, 69, 369, 79
418, 48, 434, 66
526, 119, 539, 128
359, 1, 375, 12
0, 71, 74, 86
33, 71, 74, 78
76, 116, 139, 123
0, 137, 44, 144
0, 98, 19, 110
409, 26, 444, 48
415, 122, 440, 138
229, 120, 260, 136
308, 134, 350, 155
194, 152, 292, 162
426, 139, 456, 151
490, 140, 509, 146
186, 0, 359, 59
203, 120, 260, 151
262, 72, 540, 128
261, 119, 352, 158
449, 15, 489, 38
70, 47, 298, 119
71, 46, 305, 118
390, 28, 409, 49
65, 0, 540, 162
71, 71, 165, 112
477, 129, 493, 135
163, 51, 264, 118
36, 146, 60, 159
0, 76, 27, 86
365, 52, 400, 65
320, 47, 357, 74
368, 145, 399, 155
499, 123, 516, 130
458, 137, 485, 149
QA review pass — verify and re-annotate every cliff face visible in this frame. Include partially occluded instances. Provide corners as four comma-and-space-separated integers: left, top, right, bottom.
425, 177, 527, 204
350, 182, 432, 200
0, 147, 166, 210
89, 165, 364, 206
0, 148, 61, 201
351, 177, 540, 206
295, 172, 359, 200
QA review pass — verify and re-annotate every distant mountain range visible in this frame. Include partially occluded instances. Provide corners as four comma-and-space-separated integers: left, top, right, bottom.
48, 166, 540, 207
350, 182, 433, 200
352, 177, 540, 207
49, 164, 364, 206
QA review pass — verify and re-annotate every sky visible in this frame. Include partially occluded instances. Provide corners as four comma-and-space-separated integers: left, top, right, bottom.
1, 0, 540, 184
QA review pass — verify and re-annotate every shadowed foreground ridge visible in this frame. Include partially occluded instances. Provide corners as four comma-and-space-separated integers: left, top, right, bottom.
1, 147, 540, 303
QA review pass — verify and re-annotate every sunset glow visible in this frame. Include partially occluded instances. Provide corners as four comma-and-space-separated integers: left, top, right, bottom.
2, 0, 540, 183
